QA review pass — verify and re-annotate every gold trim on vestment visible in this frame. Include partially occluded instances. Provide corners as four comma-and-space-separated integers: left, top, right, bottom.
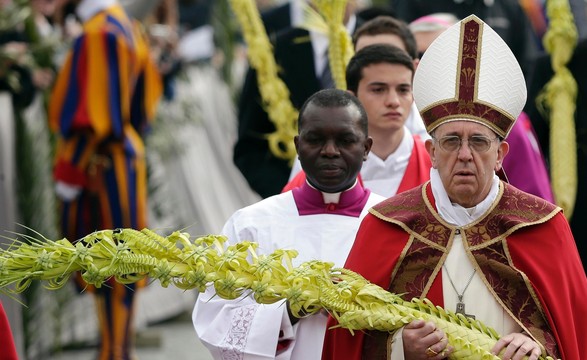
365, 181, 562, 358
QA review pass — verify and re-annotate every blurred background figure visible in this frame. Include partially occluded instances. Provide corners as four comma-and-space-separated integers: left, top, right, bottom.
0, 15, 27, 357
1, 0, 58, 357
408, 12, 458, 58
390, 0, 539, 77
233, 1, 371, 198
119, 0, 161, 20
526, 38, 587, 271
141, 0, 262, 237
49, 0, 162, 359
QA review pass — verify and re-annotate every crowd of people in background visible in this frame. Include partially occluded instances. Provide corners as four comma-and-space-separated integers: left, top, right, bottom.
0, 0, 586, 359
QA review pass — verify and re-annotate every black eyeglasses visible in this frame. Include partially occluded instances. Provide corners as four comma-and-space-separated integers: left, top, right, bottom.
433, 135, 498, 153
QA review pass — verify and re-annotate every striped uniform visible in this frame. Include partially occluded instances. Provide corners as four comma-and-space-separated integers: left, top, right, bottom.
49, 4, 161, 360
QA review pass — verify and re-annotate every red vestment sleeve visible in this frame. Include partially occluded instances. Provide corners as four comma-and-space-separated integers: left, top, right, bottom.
507, 212, 587, 359
0, 302, 18, 360
282, 171, 307, 193
396, 136, 431, 193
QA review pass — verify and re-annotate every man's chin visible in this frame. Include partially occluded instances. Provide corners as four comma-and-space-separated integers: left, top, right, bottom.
313, 179, 351, 193
447, 185, 479, 203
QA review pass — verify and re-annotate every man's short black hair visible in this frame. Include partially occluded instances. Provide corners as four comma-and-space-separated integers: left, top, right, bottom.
346, 44, 415, 94
298, 89, 368, 136
352, 16, 418, 59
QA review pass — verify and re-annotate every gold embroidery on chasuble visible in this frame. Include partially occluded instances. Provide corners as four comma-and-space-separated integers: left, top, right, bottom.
369, 182, 562, 358
465, 183, 561, 357
370, 184, 451, 300
363, 184, 451, 360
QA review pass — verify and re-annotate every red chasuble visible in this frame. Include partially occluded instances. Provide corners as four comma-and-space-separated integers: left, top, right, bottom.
322, 182, 587, 360
282, 136, 431, 194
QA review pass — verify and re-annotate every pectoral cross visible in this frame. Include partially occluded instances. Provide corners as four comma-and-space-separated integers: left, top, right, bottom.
444, 264, 477, 319
456, 296, 475, 319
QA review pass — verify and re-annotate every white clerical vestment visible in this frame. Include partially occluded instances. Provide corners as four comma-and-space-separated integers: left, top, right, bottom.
193, 183, 384, 360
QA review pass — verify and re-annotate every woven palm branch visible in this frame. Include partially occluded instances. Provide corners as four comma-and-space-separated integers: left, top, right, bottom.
0, 228, 553, 360
228, 0, 299, 162
536, 0, 578, 219
228, 0, 354, 162
307, 0, 354, 89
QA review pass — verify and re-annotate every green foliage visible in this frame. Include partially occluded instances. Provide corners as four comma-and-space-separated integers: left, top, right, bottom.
211, 0, 239, 91
0, 0, 30, 31
0, 229, 555, 360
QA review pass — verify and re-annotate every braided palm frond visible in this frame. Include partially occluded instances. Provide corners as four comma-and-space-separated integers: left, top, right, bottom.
538, 0, 578, 218
310, 0, 354, 89
0, 228, 554, 360
229, 0, 298, 162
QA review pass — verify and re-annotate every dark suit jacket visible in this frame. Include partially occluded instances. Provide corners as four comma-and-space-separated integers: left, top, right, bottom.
260, 2, 292, 39
0, 31, 35, 109
525, 39, 587, 269
234, 28, 321, 198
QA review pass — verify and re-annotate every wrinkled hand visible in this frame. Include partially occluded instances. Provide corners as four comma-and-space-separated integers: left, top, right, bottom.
403, 320, 453, 359
491, 332, 542, 360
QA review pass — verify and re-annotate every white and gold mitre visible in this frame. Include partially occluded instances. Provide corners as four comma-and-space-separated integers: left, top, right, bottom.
414, 15, 527, 138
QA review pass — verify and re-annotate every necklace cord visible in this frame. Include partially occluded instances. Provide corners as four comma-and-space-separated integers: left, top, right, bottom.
443, 264, 476, 301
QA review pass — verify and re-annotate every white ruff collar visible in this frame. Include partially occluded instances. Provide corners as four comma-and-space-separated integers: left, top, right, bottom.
430, 168, 499, 227
77, 0, 118, 22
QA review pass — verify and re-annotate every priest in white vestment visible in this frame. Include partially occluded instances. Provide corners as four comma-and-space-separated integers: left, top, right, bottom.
192, 89, 384, 359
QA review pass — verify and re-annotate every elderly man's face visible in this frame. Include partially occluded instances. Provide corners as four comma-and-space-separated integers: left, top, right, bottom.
425, 121, 509, 207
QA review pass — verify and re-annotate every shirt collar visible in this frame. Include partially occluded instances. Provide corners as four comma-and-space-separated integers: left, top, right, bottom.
77, 0, 118, 22
363, 127, 413, 176
290, 0, 305, 27
292, 180, 370, 217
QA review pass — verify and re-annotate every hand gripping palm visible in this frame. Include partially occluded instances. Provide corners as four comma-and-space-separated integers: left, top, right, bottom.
0, 228, 553, 360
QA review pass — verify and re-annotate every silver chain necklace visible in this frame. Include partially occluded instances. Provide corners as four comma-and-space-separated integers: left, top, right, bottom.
443, 264, 476, 319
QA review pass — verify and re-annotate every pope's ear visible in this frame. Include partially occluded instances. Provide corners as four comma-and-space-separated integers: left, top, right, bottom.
425, 139, 437, 168
346, 89, 356, 96
496, 140, 509, 171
